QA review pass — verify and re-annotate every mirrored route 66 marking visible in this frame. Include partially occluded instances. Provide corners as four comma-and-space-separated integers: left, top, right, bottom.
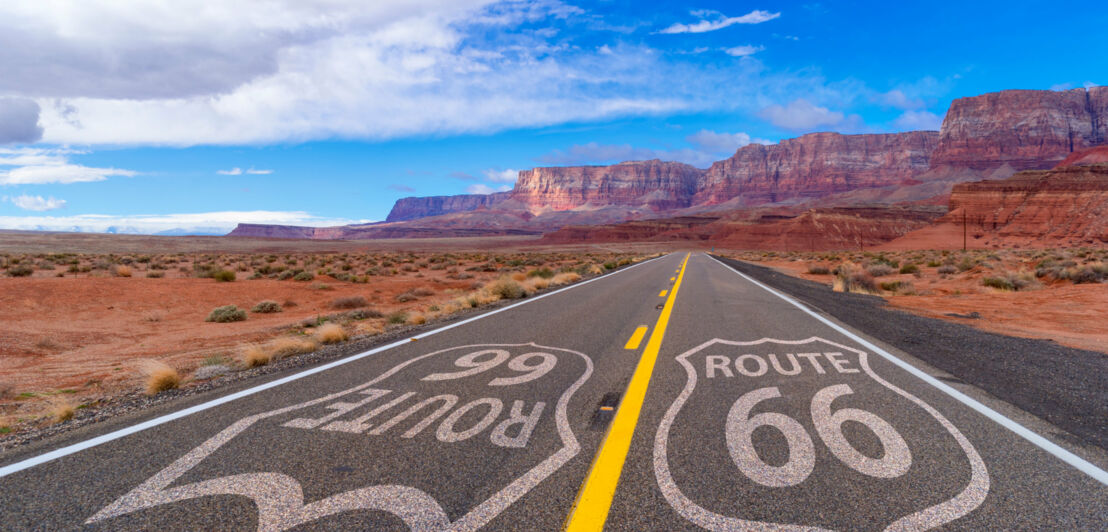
87, 343, 593, 531
654, 337, 989, 531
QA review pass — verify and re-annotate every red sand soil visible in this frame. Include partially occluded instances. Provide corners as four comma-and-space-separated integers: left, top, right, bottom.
750, 258, 1108, 354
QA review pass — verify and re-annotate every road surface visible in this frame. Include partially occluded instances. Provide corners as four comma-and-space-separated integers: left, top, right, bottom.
1, 253, 1105, 530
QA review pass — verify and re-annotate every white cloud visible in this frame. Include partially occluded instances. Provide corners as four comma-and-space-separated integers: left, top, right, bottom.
892, 110, 943, 131
483, 168, 518, 183
466, 184, 497, 194
724, 45, 764, 57
686, 130, 771, 154
219, 167, 272, 175
877, 89, 924, 110
0, 211, 367, 235
246, 168, 273, 175
7, 194, 66, 211
0, 148, 138, 185
658, 10, 779, 34
217, 167, 243, 175
758, 99, 846, 131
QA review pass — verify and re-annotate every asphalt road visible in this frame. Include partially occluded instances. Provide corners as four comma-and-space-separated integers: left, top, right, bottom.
1, 253, 1106, 531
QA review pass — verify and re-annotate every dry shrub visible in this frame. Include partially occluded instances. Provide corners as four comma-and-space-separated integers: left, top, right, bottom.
331, 296, 368, 309
112, 265, 133, 277
486, 278, 526, 300
832, 263, 879, 294
269, 337, 319, 358
524, 277, 550, 292
510, 272, 527, 282
251, 300, 282, 313
241, 344, 272, 368
314, 323, 347, 344
355, 321, 385, 336
588, 264, 604, 275
407, 312, 427, 325
551, 272, 581, 285
48, 397, 76, 423
138, 359, 181, 395
206, 305, 247, 323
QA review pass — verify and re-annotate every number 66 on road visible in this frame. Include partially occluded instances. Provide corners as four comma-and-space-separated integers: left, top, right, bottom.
727, 384, 912, 488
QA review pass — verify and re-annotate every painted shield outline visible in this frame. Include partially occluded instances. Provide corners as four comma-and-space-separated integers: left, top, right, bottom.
653, 337, 989, 532
87, 342, 594, 531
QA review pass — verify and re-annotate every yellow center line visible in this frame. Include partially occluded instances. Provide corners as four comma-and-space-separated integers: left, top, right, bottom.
565, 252, 690, 531
658, 289, 668, 297
623, 326, 649, 350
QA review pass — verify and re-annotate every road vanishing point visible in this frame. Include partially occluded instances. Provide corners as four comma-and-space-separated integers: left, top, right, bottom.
1, 253, 1106, 530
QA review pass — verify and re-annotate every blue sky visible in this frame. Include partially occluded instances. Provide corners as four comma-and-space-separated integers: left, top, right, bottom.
0, 1, 1104, 234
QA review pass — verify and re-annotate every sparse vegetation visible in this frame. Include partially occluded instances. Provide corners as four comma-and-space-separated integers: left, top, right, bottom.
806, 264, 831, 275
314, 323, 347, 344
487, 278, 527, 299
138, 359, 181, 395
331, 296, 368, 309
48, 397, 76, 423
111, 265, 133, 277
251, 300, 282, 313
206, 305, 247, 323
212, 269, 236, 282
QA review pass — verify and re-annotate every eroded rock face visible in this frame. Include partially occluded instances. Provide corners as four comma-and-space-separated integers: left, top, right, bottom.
930, 87, 1108, 171
510, 160, 705, 212
943, 164, 1108, 243
385, 192, 511, 222
696, 131, 940, 206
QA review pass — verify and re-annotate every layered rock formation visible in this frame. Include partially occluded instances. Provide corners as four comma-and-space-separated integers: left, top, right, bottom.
696, 131, 939, 205
930, 87, 1108, 171
511, 160, 704, 212
887, 163, 1108, 249
386, 192, 511, 222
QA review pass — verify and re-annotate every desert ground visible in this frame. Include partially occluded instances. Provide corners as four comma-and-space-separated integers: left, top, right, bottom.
0, 236, 654, 435
725, 247, 1108, 353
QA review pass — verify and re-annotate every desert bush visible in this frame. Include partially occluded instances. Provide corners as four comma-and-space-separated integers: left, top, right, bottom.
293, 271, 315, 281
48, 397, 76, 423
356, 321, 386, 336
241, 345, 272, 367
6, 265, 33, 277
315, 323, 347, 344
212, 269, 236, 282
551, 272, 581, 285
111, 265, 133, 277
937, 265, 957, 275
345, 308, 383, 320
527, 268, 555, 279
865, 264, 895, 277
898, 263, 919, 275
407, 312, 427, 325
926, 260, 942, 267
880, 280, 909, 292
394, 290, 421, 302
387, 311, 409, 324
277, 270, 295, 280
269, 337, 318, 358
982, 277, 1015, 291
833, 265, 878, 294
487, 279, 526, 300
146, 270, 165, 278
138, 360, 181, 395
251, 300, 282, 313
806, 264, 831, 275
983, 272, 1039, 291
206, 305, 247, 323
331, 296, 368, 309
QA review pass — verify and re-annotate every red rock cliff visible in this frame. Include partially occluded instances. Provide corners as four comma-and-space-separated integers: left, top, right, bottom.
930, 87, 1108, 171
696, 131, 939, 206
510, 160, 705, 212
386, 192, 511, 222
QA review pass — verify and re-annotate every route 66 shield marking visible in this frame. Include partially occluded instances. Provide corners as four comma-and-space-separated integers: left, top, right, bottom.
654, 337, 989, 531
87, 343, 593, 531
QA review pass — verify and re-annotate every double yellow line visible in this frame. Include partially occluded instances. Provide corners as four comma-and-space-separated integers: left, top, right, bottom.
564, 252, 690, 530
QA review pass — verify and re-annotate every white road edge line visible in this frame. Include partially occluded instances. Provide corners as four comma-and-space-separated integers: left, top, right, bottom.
0, 254, 670, 479
706, 253, 1108, 487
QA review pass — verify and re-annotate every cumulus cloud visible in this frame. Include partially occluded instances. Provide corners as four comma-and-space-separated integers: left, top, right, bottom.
658, 9, 780, 34
892, 110, 943, 131
758, 99, 847, 131
483, 168, 519, 183
0, 148, 137, 185
0, 98, 44, 144
0, 210, 367, 235
7, 194, 66, 211
724, 45, 764, 57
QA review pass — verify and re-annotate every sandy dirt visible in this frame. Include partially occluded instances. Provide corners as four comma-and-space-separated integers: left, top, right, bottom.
738, 252, 1108, 354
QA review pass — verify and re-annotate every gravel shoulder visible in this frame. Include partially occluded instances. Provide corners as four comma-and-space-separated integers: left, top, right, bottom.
713, 255, 1108, 451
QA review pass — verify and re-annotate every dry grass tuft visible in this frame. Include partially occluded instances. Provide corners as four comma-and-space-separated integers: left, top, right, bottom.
355, 321, 385, 336
551, 272, 581, 285
331, 296, 368, 309
314, 323, 347, 344
510, 272, 527, 282
138, 359, 181, 395
111, 265, 133, 277
407, 312, 427, 325
47, 397, 76, 423
269, 337, 319, 358
241, 344, 272, 367
486, 278, 527, 300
